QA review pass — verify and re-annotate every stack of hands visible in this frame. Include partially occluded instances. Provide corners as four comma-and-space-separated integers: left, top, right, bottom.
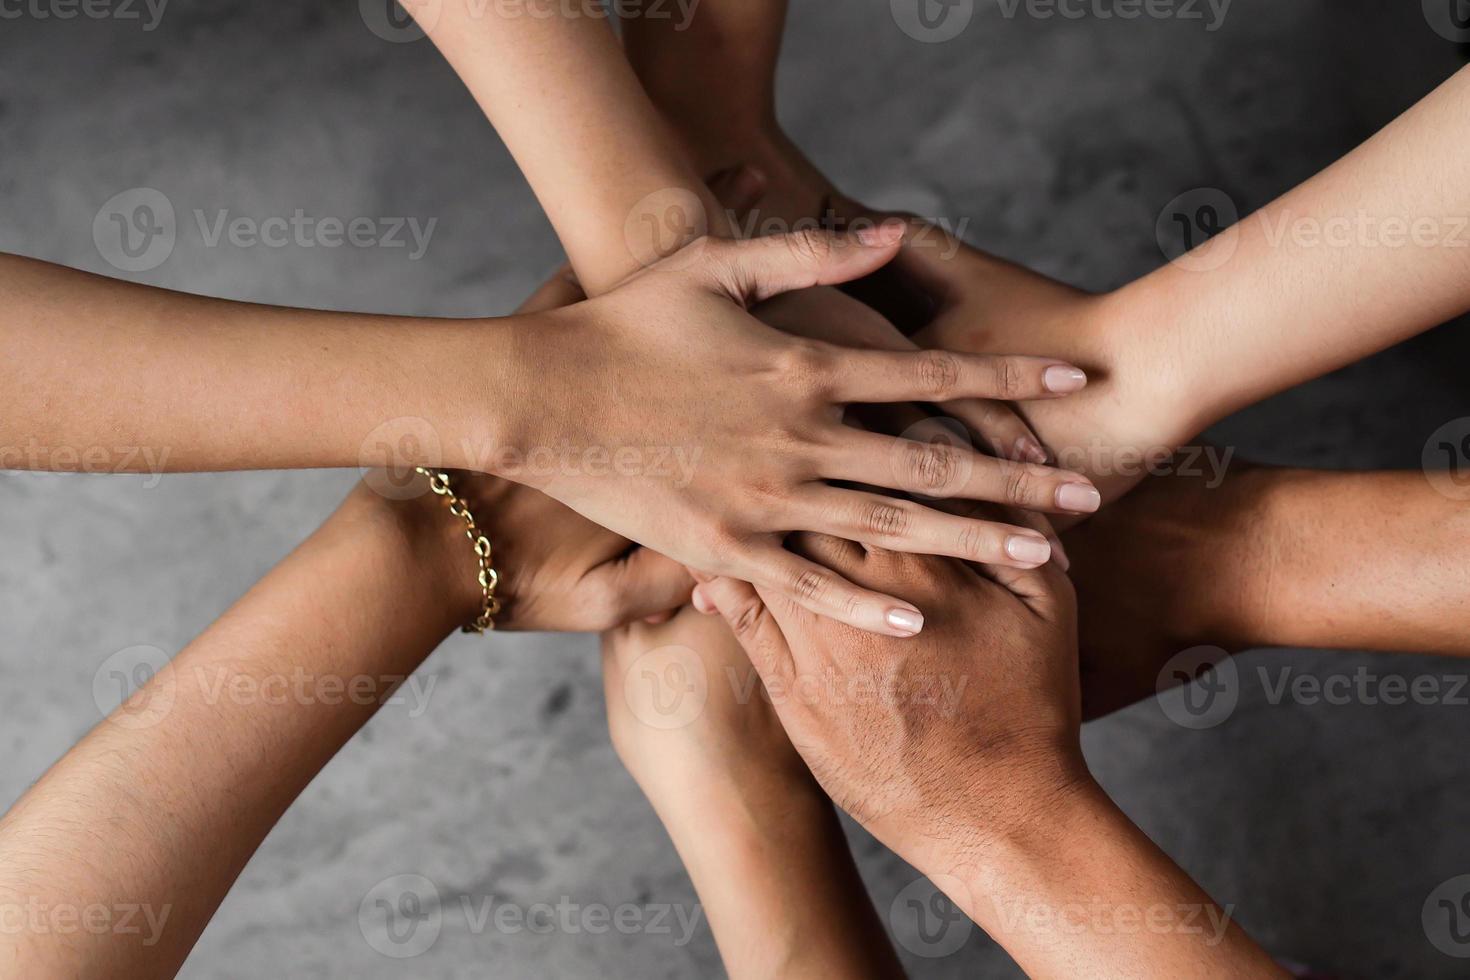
4, 2, 1470, 977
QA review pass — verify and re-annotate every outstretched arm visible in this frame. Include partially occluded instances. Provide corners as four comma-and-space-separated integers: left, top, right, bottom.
1065, 463, 1470, 718
0, 480, 471, 977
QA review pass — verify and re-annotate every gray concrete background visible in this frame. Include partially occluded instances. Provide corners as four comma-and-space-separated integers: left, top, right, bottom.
2, 0, 1469, 976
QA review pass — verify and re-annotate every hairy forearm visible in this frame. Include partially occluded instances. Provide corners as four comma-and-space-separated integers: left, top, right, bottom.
1122, 65, 1470, 435
412, 3, 728, 292
0, 252, 529, 475
946, 779, 1281, 978
0, 484, 471, 976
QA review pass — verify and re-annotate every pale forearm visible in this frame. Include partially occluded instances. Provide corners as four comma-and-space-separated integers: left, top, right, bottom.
413, 3, 728, 292
0, 252, 527, 475
0, 484, 471, 976
656, 776, 904, 980
1125, 65, 1470, 434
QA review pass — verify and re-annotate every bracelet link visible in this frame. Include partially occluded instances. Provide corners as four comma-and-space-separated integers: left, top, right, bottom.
416, 466, 500, 633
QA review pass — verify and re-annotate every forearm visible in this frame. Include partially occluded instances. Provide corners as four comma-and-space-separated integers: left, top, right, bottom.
412, 3, 728, 292
622, 0, 787, 168
945, 779, 1281, 978
0, 484, 473, 976
0, 252, 527, 474
1120, 65, 1470, 434
1233, 468, 1470, 656
653, 770, 904, 980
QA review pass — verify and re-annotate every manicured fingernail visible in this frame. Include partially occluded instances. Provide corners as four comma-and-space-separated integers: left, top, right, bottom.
857, 219, 905, 247
1043, 365, 1088, 393
1015, 435, 1048, 464
885, 606, 924, 636
1056, 482, 1101, 514
1005, 534, 1052, 566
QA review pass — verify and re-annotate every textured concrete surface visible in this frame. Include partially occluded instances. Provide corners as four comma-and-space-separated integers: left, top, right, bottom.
2, 1, 1469, 976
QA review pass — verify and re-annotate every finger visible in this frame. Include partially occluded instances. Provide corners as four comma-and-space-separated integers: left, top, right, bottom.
706, 163, 768, 219
586, 548, 695, 627
942, 396, 1049, 464
973, 551, 1075, 616
819, 347, 1087, 404
514, 264, 585, 314
1006, 506, 1070, 573
791, 488, 1056, 569
709, 222, 908, 304
744, 544, 925, 638
825, 429, 1102, 516
697, 575, 795, 683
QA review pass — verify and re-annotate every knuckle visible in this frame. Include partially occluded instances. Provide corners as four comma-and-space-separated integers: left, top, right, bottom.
775, 341, 832, 394
791, 567, 830, 603
908, 442, 960, 492
787, 227, 833, 265
860, 500, 911, 540
991, 357, 1023, 399
955, 522, 993, 561
729, 599, 764, 638
582, 583, 625, 630
1003, 464, 1037, 505
916, 350, 962, 400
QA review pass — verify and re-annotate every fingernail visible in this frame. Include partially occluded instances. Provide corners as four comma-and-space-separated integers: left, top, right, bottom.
1005, 534, 1052, 566
1055, 482, 1101, 514
1043, 365, 1088, 393
691, 585, 714, 614
1015, 435, 1048, 464
857, 219, 905, 247
885, 606, 924, 636
733, 164, 766, 198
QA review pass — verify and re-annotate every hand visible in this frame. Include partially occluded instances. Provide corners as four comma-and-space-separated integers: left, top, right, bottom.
690, 533, 1086, 875
885, 223, 1193, 507
503, 227, 1096, 636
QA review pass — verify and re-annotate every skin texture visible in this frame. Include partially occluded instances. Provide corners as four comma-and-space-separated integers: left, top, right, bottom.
600, 608, 906, 980
0, 481, 469, 978
1066, 463, 1470, 719
0, 227, 1102, 636
693, 542, 1284, 979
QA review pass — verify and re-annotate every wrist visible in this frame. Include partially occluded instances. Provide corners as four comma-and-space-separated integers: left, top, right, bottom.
350, 480, 485, 632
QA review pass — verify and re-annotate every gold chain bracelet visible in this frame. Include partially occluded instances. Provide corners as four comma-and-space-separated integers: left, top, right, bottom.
416, 467, 501, 633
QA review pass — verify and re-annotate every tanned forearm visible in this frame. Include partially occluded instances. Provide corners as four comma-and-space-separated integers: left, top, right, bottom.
0, 483, 474, 977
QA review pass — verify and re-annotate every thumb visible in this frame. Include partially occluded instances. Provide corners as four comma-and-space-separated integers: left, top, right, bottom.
711, 221, 908, 305
698, 575, 795, 684
587, 548, 694, 628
